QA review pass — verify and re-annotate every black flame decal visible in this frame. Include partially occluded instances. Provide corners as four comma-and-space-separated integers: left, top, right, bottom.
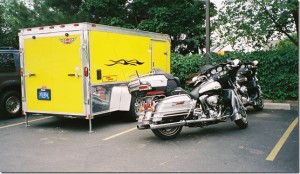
106, 59, 144, 66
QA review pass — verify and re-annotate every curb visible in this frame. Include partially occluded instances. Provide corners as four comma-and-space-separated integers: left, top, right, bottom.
264, 102, 291, 110
263, 100, 298, 110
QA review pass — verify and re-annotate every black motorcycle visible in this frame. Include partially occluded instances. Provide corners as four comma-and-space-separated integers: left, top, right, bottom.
128, 59, 248, 140
237, 60, 264, 111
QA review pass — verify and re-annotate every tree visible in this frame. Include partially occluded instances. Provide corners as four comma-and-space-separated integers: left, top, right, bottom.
78, 0, 217, 54
78, 0, 131, 27
0, 0, 217, 54
0, 2, 6, 47
276, 33, 298, 50
127, 0, 217, 54
1, 0, 36, 48
1, 0, 85, 48
213, 0, 298, 51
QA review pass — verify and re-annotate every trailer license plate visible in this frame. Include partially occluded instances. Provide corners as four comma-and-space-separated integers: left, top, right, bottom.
37, 89, 51, 100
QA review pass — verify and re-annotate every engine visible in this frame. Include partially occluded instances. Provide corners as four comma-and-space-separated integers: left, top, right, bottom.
206, 95, 219, 107
197, 95, 221, 118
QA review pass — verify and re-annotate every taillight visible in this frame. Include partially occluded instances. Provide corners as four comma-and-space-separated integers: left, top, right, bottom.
139, 84, 152, 91
146, 90, 164, 95
141, 100, 155, 112
84, 67, 89, 77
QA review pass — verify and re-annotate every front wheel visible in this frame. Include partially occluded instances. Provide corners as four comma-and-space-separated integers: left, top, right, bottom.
253, 97, 264, 111
151, 126, 183, 140
234, 106, 248, 129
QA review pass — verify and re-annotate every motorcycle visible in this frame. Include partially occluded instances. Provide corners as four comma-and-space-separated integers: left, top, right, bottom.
237, 60, 264, 111
128, 59, 248, 140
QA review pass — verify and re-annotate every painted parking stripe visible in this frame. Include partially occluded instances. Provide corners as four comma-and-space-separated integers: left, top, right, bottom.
266, 116, 298, 161
0, 116, 53, 129
102, 127, 137, 141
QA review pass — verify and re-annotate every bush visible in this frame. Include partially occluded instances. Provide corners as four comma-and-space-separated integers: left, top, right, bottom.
171, 53, 204, 89
171, 47, 298, 101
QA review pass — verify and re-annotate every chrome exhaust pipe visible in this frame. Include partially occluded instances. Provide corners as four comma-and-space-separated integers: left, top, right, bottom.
148, 118, 219, 129
149, 121, 186, 129
137, 124, 150, 130
185, 117, 217, 124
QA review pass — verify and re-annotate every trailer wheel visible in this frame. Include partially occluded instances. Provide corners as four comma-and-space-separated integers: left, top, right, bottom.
0, 90, 21, 118
125, 96, 140, 122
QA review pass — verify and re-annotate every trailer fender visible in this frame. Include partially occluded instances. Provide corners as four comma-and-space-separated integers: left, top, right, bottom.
110, 85, 132, 111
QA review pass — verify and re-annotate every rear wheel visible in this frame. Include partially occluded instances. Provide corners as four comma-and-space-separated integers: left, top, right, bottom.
0, 90, 21, 118
152, 126, 183, 140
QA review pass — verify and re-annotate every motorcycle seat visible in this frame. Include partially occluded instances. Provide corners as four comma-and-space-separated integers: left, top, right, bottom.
174, 77, 181, 86
172, 87, 198, 100
152, 68, 181, 86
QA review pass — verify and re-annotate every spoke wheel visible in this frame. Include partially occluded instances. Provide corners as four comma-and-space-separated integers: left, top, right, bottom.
234, 107, 248, 129
253, 97, 264, 111
152, 126, 183, 140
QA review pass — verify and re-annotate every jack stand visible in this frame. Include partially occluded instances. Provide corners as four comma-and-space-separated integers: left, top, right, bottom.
88, 117, 94, 133
25, 114, 30, 127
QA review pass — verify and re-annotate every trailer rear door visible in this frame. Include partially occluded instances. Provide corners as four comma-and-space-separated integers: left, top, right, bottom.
22, 32, 85, 115
151, 40, 170, 72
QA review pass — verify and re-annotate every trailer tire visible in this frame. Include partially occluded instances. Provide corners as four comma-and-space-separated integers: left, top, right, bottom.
0, 90, 21, 118
125, 96, 140, 122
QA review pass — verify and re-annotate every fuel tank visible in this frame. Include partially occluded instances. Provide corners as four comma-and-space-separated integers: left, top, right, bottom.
199, 81, 221, 94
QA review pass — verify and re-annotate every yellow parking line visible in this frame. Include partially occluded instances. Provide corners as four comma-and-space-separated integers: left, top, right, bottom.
266, 116, 298, 161
0, 116, 53, 129
102, 127, 137, 141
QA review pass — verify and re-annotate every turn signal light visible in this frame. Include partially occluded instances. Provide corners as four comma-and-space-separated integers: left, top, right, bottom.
84, 67, 89, 77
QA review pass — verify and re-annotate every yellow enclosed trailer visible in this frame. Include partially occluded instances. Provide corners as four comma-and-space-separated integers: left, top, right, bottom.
19, 22, 170, 132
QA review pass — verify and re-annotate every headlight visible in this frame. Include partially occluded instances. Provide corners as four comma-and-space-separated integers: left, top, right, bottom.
217, 66, 222, 72
192, 76, 198, 82
211, 69, 216, 74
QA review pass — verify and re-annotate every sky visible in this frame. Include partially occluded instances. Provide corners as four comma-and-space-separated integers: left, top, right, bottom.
211, 0, 224, 10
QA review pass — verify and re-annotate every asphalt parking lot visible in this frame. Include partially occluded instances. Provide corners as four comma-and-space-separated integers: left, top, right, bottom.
0, 107, 298, 173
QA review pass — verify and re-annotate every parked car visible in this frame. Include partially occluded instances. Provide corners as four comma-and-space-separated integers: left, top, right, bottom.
0, 47, 21, 118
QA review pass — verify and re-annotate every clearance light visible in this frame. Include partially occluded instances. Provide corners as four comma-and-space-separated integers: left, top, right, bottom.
84, 67, 89, 77
92, 24, 97, 27
39, 27, 44, 30
60, 25, 65, 28
49, 26, 54, 29
74, 23, 79, 26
